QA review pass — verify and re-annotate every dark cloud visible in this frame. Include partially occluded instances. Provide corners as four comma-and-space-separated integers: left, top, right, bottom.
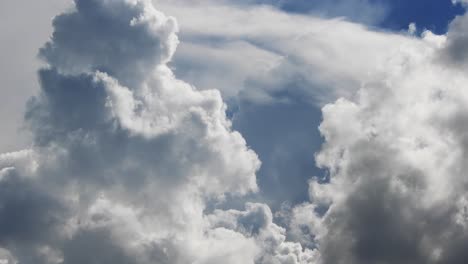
0, 169, 66, 245
441, 14, 468, 64
319, 146, 468, 264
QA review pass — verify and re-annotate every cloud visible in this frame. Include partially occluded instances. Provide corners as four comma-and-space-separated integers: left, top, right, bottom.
39, 0, 178, 87
1, 0, 330, 263
5, 0, 468, 263
0, 0, 425, 210
154, 1, 424, 209
208, 203, 319, 263
290, 13, 468, 263
0, 0, 312, 263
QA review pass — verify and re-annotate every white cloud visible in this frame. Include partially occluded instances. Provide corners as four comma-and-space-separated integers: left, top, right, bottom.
293, 13, 468, 263
153, 0, 428, 208
0, 0, 269, 263
155, 1, 422, 105
208, 203, 319, 264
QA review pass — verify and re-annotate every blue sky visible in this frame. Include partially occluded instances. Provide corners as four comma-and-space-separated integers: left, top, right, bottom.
379, 0, 465, 33
276, 0, 465, 33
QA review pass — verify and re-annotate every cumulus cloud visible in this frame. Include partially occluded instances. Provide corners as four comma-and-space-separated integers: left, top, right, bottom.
0, 0, 313, 263
293, 12, 468, 263
208, 203, 319, 264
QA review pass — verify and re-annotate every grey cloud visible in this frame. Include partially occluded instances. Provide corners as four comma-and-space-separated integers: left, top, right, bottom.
441, 14, 468, 65
26, 69, 110, 146
0, 168, 70, 264
0, 169, 66, 245
297, 23, 468, 263
162, 5, 414, 210
318, 141, 468, 264
61, 228, 139, 264
318, 142, 434, 264
40, 0, 178, 87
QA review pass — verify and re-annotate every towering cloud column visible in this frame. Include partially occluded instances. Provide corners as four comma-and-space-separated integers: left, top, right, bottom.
0, 0, 285, 263
299, 12, 468, 264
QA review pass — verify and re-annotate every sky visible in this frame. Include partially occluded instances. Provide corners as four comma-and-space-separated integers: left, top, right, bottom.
275, 0, 465, 33
2, 0, 468, 263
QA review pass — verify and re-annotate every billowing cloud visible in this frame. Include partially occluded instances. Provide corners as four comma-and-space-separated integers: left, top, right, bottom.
208, 203, 319, 263
0, 0, 309, 263
296, 13, 468, 263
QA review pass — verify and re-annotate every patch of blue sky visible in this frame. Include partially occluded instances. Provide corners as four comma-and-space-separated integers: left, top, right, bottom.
251, 0, 465, 34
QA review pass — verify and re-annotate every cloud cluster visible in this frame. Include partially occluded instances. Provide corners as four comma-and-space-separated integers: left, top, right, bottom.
208, 203, 319, 264
155, 1, 423, 207
296, 13, 468, 263
5, 0, 468, 263
0, 0, 310, 263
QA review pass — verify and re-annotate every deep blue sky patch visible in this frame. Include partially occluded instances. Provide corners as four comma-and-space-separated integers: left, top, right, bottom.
379, 0, 465, 34
267, 0, 465, 34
